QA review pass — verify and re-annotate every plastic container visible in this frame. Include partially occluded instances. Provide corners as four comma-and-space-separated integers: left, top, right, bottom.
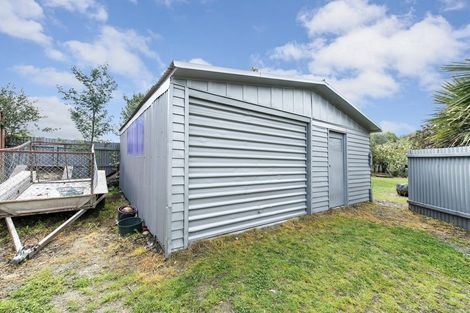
117, 205, 137, 221
118, 217, 143, 236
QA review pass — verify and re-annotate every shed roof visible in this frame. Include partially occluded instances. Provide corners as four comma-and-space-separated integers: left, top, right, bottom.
120, 61, 381, 132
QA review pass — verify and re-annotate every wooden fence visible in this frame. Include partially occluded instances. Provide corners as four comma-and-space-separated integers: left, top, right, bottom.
6, 136, 120, 176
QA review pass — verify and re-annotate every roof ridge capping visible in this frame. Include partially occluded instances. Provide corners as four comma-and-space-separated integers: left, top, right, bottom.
120, 60, 381, 133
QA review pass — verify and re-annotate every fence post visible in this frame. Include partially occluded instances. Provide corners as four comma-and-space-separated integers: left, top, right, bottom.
29, 141, 33, 182
0, 112, 5, 149
0, 112, 4, 180
90, 144, 95, 194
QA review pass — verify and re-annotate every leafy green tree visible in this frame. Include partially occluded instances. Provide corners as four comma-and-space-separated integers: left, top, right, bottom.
371, 132, 398, 173
371, 132, 398, 145
371, 132, 412, 177
0, 84, 42, 137
58, 65, 117, 144
121, 92, 145, 126
372, 136, 412, 177
408, 123, 435, 149
427, 59, 470, 147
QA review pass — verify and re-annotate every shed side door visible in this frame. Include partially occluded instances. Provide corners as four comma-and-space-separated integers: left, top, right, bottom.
187, 96, 308, 242
328, 131, 346, 208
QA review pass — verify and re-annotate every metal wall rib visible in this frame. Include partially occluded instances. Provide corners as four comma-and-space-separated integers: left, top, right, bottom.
347, 132, 371, 204
311, 124, 329, 212
187, 97, 308, 242
170, 84, 186, 250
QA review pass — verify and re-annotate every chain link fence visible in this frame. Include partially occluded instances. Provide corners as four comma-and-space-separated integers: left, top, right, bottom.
7, 136, 119, 176
0, 141, 96, 191
0, 141, 31, 184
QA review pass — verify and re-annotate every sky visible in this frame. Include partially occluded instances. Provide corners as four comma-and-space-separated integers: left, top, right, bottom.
0, 0, 469, 141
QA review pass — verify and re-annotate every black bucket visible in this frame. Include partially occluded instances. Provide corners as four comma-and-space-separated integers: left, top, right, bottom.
118, 217, 143, 236
118, 205, 137, 221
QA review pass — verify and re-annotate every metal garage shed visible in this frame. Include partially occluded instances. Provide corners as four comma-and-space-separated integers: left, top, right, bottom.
119, 61, 381, 256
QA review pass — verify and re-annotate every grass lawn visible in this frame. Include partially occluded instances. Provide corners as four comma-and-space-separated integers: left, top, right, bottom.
130, 211, 469, 313
1, 192, 469, 313
372, 176, 408, 204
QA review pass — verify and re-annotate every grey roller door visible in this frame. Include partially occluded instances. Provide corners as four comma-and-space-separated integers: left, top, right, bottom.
188, 96, 308, 242
328, 131, 345, 208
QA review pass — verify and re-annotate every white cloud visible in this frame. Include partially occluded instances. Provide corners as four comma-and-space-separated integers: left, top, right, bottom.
44, 47, 67, 61
30, 96, 82, 139
156, 0, 187, 7
270, 42, 311, 61
64, 26, 160, 86
326, 71, 400, 104
439, 0, 466, 11
0, 0, 51, 45
380, 120, 417, 134
268, 0, 470, 104
43, 0, 108, 21
0, 0, 71, 61
13, 65, 79, 88
298, 0, 386, 36
188, 58, 211, 65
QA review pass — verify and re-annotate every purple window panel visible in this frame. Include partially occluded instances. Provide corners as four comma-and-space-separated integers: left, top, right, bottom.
127, 123, 133, 154
137, 116, 144, 155
127, 116, 144, 156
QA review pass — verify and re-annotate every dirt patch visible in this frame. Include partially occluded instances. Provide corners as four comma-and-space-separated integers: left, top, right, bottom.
214, 301, 234, 313
51, 290, 81, 312
0, 203, 174, 302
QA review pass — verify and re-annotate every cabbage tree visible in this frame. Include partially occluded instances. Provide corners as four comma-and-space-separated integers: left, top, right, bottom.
429, 60, 470, 147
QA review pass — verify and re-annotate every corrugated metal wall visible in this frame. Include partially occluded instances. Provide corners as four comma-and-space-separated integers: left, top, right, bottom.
120, 91, 170, 248
169, 84, 187, 250
408, 147, 470, 229
165, 78, 372, 252
186, 95, 308, 242
309, 121, 371, 210
185, 79, 364, 132
347, 132, 371, 204
311, 124, 329, 212
120, 77, 373, 254
165, 78, 372, 253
